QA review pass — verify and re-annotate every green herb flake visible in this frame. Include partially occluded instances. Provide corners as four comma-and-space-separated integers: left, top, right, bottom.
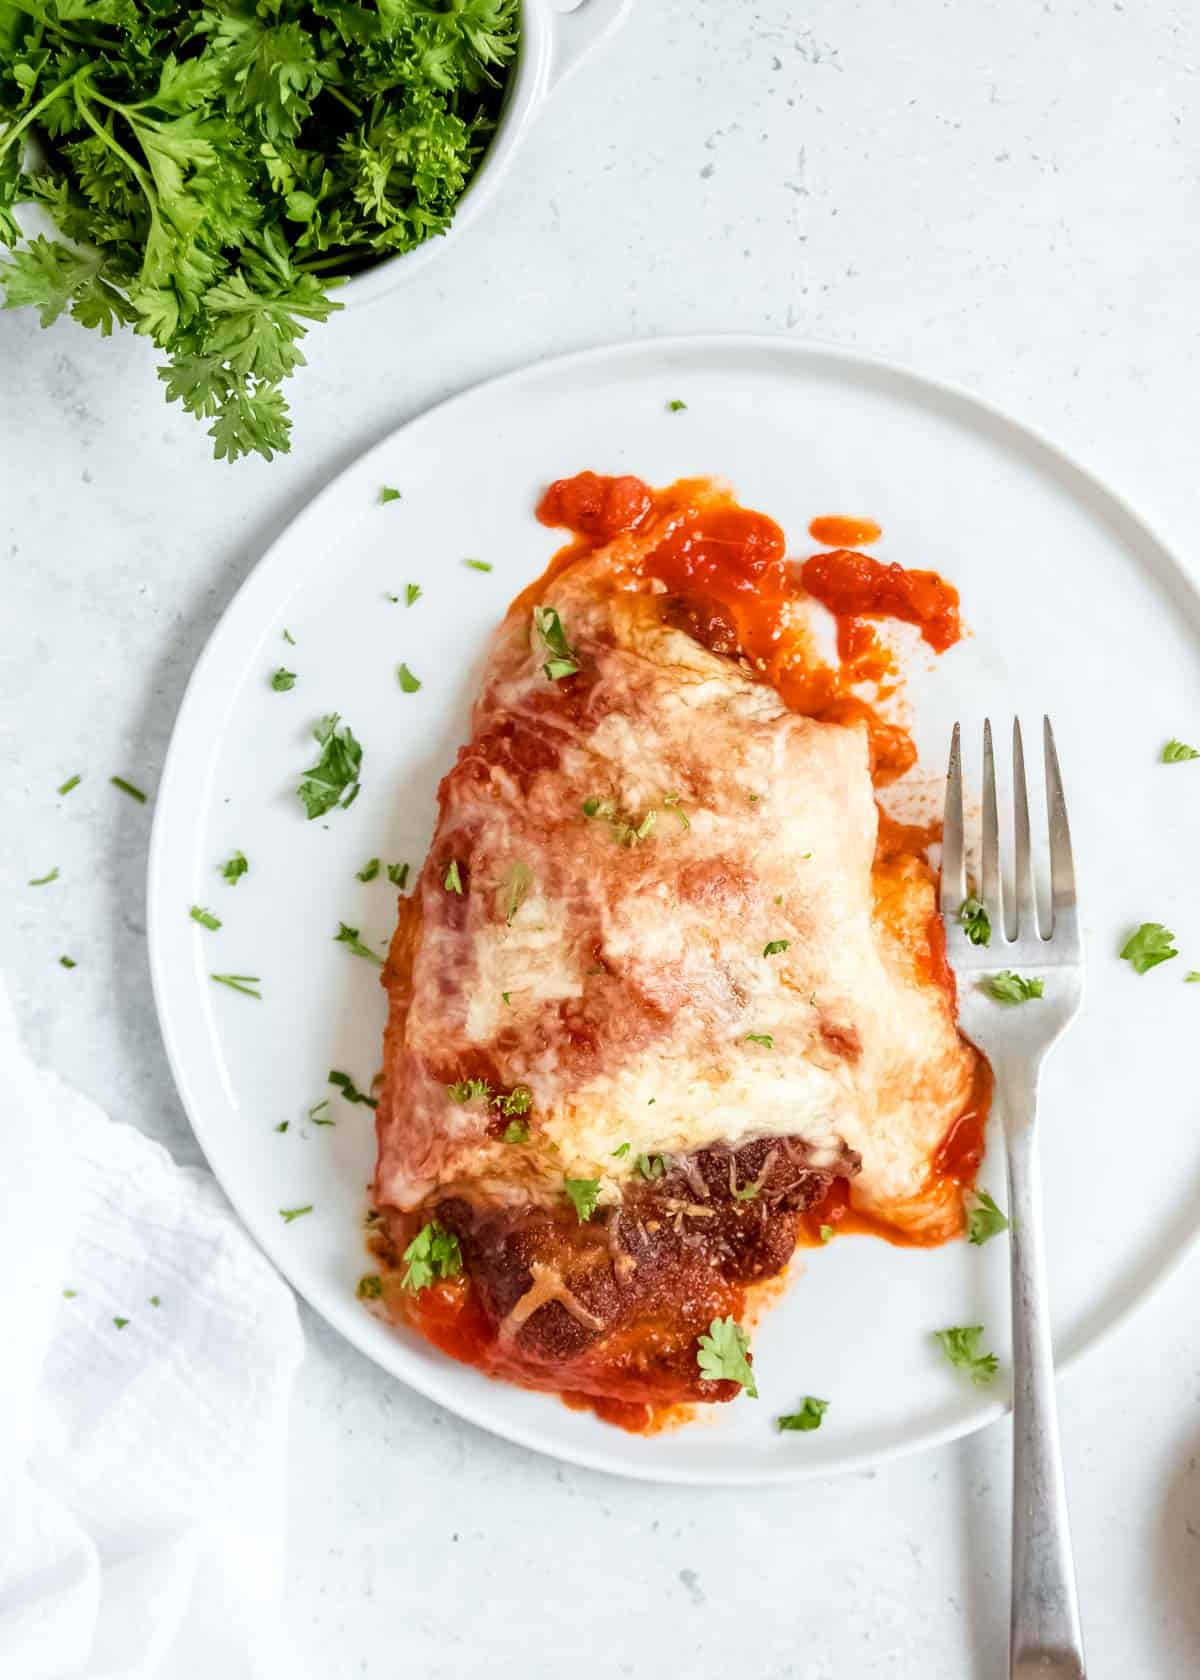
1120, 923, 1178, 975
110, 777, 147, 804
270, 667, 297, 692
113, 1317, 130, 1330
1187, 972, 1200, 984
387, 862, 410, 888
397, 664, 422, 694
380, 487, 402, 505
189, 905, 222, 930
662, 792, 690, 829
934, 1325, 999, 1386
778, 1397, 828, 1432
62, 1289, 78, 1299
532, 606, 581, 681
503, 1120, 529, 1144
221, 850, 249, 885
696, 1316, 758, 1398
334, 922, 383, 964
57, 774, 81, 796
1162, 739, 1199, 763
401, 1222, 462, 1292
282, 629, 296, 645
464, 558, 492, 572
612, 1142, 631, 1158
984, 971, 1045, 1005
279, 1205, 313, 1224
59, 955, 77, 969
329, 1070, 377, 1108
447, 1078, 491, 1103
966, 1189, 1009, 1246
564, 1178, 601, 1222
356, 858, 381, 882
819, 1224, 834, 1243
28, 867, 59, 886
357, 1274, 384, 1300
762, 939, 790, 957
444, 859, 464, 895
636, 1153, 666, 1181
958, 895, 991, 947
744, 1032, 774, 1048
666, 399, 688, 413
210, 973, 261, 998
384, 593, 400, 603
405, 584, 422, 608
275, 1121, 289, 1133
501, 990, 511, 1005
297, 716, 362, 819
149, 1295, 161, 1308
502, 860, 532, 926
497, 1085, 532, 1116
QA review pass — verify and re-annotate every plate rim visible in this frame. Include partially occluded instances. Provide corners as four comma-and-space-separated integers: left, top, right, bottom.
146, 332, 1200, 1485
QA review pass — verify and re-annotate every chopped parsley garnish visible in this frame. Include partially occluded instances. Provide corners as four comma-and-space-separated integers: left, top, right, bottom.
501, 991, 511, 1005
1187, 972, 1200, 984
778, 1397, 828, 1432
385, 593, 400, 604
28, 867, 59, 886
502, 860, 532, 925
1162, 739, 1199, 763
565, 1178, 601, 1222
357, 1274, 384, 1300
221, 850, 249, 885
110, 776, 147, 803
387, 862, 410, 888
958, 895, 991, 946
662, 792, 690, 829
334, 922, 383, 964
636, 1153, 666, 1180
744, 1032, 774, 1048
1120, 922, 1178, 975
149, 1296, 161, 1308
59, 955, 76, 969
401, 1222, 462, 1292
503, 1120, 529, 1144
380, 486, 402, 505
57, 774, 81, 796
282, 629, 296, 645
308, 1100, 333, 1126
612, 1142, 631, 1158
297, 715, 362, 819
934, 1325, 998, 1385
819, 1224, 834, 1243
666, 398, 688, 412
966, 1189, 1009, 1245
271, 667, 297, 692
696, 1316, 757, 1398
357, 858, 381, 882
762, 939, 790, 957
582, 797, 657, 848
397, 663, 422, 694
189, 906, 222, 930
444, 860, 464, 895
447, 1078, 491, 1103
464, 558, 492, 572
210, 973, 261, 998
113, 1317, 130, 1330
62, 1288, 78, 1298
275, 1121, 289, 1132
329, 1070, 377, 1107
405, 584, 422, 608
984, 971, 1044, 1005
497, 1086, 532, 1116
279, 1206, 313, 1224
532, 605, 581, 681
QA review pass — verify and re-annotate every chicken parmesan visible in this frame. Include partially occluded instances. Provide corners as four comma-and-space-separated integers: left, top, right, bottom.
369, 472, 988, 1429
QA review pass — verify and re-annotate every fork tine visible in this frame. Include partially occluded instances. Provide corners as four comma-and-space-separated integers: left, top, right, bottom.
940, 722, 966, 916
1011, 718, 1036, 941
981, 718, 1004, 935
1044, 716, 1076, 937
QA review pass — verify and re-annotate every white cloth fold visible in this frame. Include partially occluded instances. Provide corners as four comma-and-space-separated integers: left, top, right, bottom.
0, 987, 305, 1680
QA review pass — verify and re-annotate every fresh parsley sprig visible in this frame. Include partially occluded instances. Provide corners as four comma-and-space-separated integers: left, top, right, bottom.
697, 1316, 758, 1398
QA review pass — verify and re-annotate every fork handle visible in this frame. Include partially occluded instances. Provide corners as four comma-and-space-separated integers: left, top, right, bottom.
1004, 1068, 1087, 1679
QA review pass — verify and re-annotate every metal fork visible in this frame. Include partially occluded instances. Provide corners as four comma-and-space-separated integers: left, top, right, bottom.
941, 718, 1086, 1680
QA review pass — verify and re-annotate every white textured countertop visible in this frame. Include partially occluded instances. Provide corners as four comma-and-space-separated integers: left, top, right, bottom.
5, 2, 1200, 1674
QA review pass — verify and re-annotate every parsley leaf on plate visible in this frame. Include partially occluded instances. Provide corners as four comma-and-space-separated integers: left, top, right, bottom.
59, 955, 77, 969
762, 939, 790, 957
636, 1153, 666, 1180
387, 862, 409, 888
744, 1032, 774, 1048
612, 1142, 631, 1158
819, 1223, 834, 1242
503, 1120, 529, 1144
57, 774, 81, 796
356, 858, 380, 882
532, 605, 580, 681
189, 905, 221, 930
334, 922, 382, 964
357, 1274, 383, 1300
308, 1100, 333, 1125
279, 1205, 312, 1224
405, 584, 422, 608
984, 971, 1044, 1005
1162, 739, 1199, 763
667, 399, 687, 412
380, 487, 402, 505
778, 1397, 828, 1432
328, 1070, 376, 1107
397, 663, 421, 693
934, 1325, 998, 1385
444, 859, 463, 894
464, 558, 492, 572
297, 714, 361, 819
696, 1316, 758, 1398
401, 1222, 462, 1292
28, 867, 59, 886
110, 777, 147, 803
564, 1178, 601, 1223
1120, 923, 1178, 974
271, 667, 297, 692
221, 850, 249, 885
211, 973, 261, 998
965, 1188, 1009, 1245
958, 895, 991, 946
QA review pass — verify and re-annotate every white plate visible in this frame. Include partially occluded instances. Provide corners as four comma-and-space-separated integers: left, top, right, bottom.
148, 337, 1200, 1485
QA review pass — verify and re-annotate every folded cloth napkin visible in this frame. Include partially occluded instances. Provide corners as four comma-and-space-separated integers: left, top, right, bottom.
0, 986, 305, 1680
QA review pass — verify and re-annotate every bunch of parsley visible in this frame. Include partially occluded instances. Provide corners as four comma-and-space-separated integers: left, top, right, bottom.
0, 0, 517, 460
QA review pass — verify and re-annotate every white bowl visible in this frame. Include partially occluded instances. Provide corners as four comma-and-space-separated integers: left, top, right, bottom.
339, 0, 631, 308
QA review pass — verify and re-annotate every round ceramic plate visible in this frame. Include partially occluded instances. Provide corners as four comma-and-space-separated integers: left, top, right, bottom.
148, 337, 1200, 1484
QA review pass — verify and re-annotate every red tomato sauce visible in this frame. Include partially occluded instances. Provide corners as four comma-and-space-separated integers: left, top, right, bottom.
809, 514, 882, 547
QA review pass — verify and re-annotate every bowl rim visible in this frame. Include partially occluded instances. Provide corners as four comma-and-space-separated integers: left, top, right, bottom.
335, 0, 554, 308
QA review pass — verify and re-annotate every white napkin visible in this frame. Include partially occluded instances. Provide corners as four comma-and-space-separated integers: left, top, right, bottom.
0, 987, 305, 1680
